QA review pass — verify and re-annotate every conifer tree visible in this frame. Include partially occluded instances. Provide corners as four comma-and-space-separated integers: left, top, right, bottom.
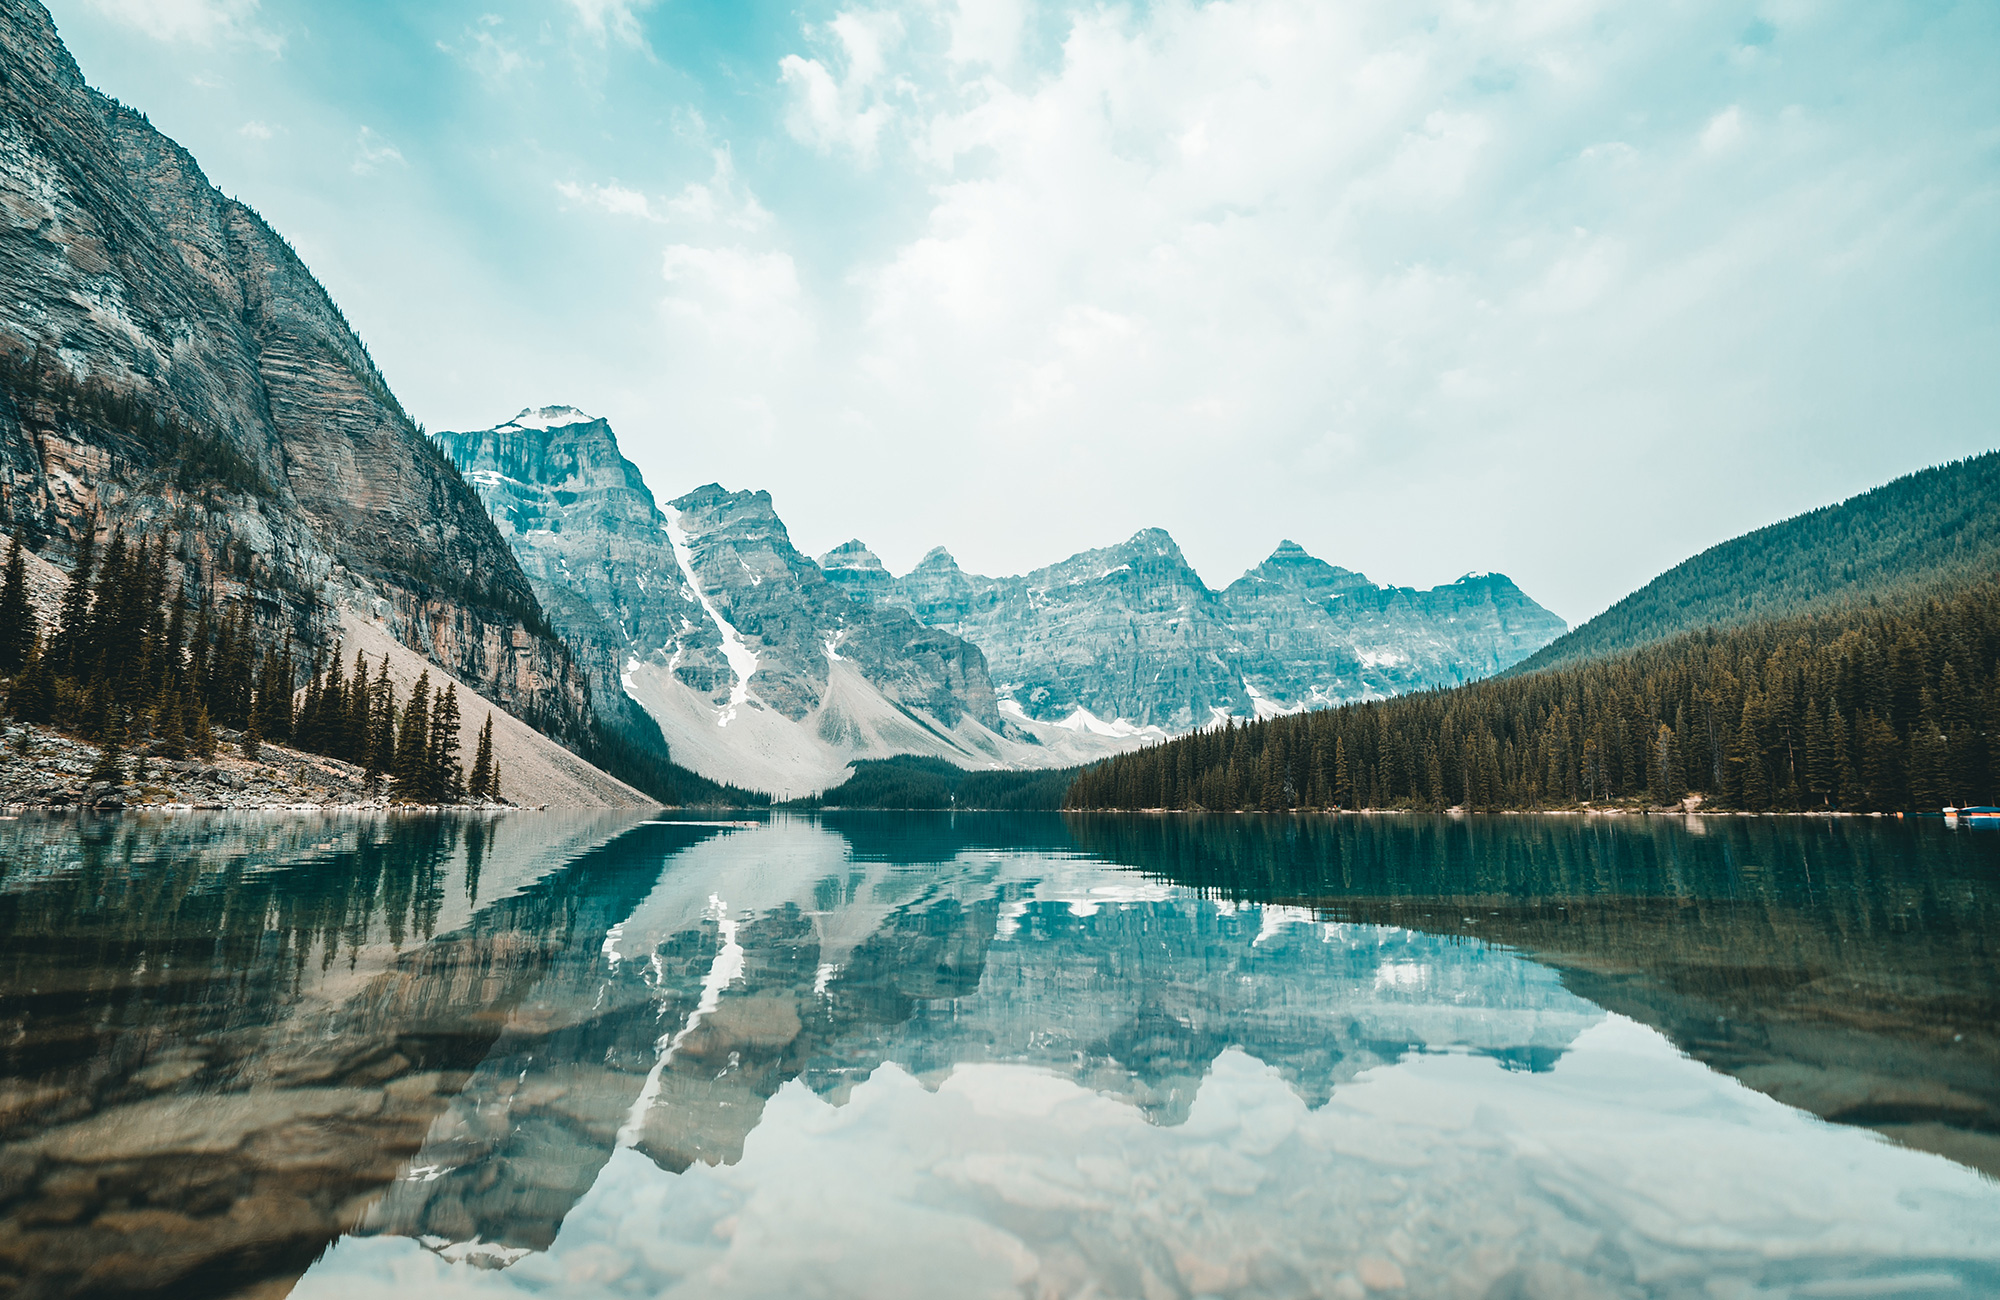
366, 659, 396, 784
159, 691, 187, 761
0, 534, 31, 675
488, 757, 503, 803
89, 708, 125, 785
295, 651, 325, 752
250, 651, 280, 743
430, 683, 463, 801
241, 713, 262, 761
84, 528, 128, 683
7, 641, 53, 723
162, 581, 187, 690
48, 524, 95, 677
269, 639, 296, 742
191, 700, 216, 761
468, 713, 494, 801
344, 651, 371, 763
393, 670, 431, 799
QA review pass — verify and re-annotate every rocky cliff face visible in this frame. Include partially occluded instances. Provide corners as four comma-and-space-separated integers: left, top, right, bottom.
666, 482, 998, 728
0, 0, 593, 744
434, 407, 703, 749
838, 531, 1247, 732
823, 534, 1566, 729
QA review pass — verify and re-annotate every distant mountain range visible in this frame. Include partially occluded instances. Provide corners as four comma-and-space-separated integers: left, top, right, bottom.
823, 534, 1563, 730
438, 408, 1567, 793
439, 410, 1172, 796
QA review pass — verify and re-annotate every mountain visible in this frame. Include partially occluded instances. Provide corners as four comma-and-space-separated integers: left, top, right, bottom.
1221, 541, 1568, 705
1513, 451, 2000, 675
822, 533, 1565, 730
440, 410, 1153, 796
0, 0, 606, 761
432, 407, 702, 758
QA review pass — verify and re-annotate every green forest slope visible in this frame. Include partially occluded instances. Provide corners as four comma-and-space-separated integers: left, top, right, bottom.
1512, 452, 2000, 675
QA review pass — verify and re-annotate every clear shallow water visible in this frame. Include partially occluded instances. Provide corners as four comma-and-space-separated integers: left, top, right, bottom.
0, 812, 1995, 1299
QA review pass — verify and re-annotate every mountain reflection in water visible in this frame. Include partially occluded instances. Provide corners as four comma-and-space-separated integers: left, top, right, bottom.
0, 811, 1992, 1300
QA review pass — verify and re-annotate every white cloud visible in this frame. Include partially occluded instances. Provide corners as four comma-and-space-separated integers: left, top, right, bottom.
440, 15, 537, 80
350, 126, 405, 176
84, 0, 278, 50
558, 180, 657, 220
237, 119, 274, 141
557, 154, 771, 232
945, 0, 1024, 68
660, 246, 811, 348
779, 10, 906, 161
663, 151, 774, 233
570, 0, 655, 48
1700, 105, 1746, 153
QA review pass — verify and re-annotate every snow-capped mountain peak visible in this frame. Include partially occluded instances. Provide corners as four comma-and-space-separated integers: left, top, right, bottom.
503, 405, 597, 431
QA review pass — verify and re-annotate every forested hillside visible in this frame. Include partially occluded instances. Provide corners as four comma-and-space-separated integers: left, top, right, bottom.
1066, 578, 2000, 814
1514, 452, 2000, 674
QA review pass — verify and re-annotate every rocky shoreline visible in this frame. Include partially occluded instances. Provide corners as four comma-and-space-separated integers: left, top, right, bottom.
0, 723, 518, 812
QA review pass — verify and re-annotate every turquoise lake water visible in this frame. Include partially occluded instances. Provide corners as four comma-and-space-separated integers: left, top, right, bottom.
0, 811, 1994, 1298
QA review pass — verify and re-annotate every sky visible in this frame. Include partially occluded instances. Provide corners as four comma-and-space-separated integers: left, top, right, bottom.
42, 0, 2000, 625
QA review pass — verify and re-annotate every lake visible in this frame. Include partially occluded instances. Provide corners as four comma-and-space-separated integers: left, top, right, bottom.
0, 810, 1994, 1299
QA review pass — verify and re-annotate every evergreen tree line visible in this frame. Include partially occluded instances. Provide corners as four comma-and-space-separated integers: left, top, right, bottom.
1066, 579, 2000, 814
0, 526, 503, 802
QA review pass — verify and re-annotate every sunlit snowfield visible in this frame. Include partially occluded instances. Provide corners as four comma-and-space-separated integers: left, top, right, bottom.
1, 812, 1995, 1298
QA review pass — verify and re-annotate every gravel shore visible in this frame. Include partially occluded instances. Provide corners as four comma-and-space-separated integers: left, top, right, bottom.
0, 723, 514, 811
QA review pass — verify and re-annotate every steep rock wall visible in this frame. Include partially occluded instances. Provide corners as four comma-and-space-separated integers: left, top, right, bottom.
0, 0, 593, 745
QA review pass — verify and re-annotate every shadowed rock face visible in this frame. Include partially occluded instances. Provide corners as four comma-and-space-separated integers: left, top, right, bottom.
0, 0, 592, 743
823, 533, 1567, 730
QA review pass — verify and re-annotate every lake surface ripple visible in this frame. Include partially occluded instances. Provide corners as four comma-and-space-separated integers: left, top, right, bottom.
0, 811, 1994, 1299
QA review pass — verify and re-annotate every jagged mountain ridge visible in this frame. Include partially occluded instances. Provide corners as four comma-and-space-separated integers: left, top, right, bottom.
439, 410, 1153, 796
821, 533, 1566, 730
0, 0, 599, 752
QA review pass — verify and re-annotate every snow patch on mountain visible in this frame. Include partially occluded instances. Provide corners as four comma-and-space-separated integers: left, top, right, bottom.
501, 405, 597, 431
1049, 705, 1167, 741
662, 508, 759, 727
626, 658, 1155, 797
1243, 678, 1307, 721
